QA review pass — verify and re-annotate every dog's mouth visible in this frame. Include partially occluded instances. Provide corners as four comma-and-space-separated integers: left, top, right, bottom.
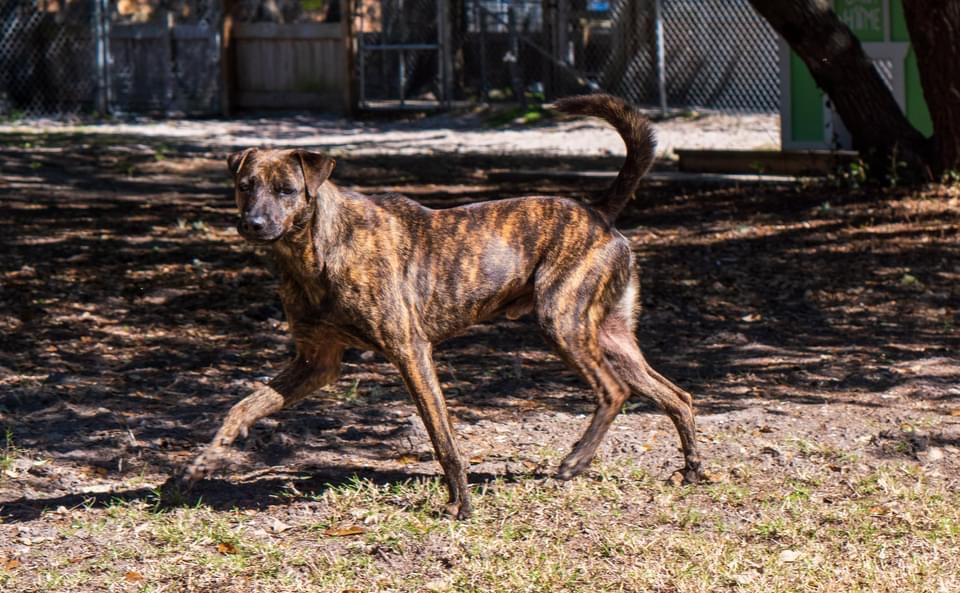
236, 221, 285, 243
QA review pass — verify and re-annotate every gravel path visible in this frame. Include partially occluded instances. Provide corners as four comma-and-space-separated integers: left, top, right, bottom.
2, 111, 780, 157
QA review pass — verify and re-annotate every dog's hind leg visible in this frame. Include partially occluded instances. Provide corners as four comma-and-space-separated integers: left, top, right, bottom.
552, 341, 632, 481
536, 277, 632, 479
179, 345, 344, 485
600, 318, 704, 484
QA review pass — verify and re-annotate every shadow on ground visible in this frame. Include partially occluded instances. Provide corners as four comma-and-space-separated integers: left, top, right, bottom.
1, 130, 958, 510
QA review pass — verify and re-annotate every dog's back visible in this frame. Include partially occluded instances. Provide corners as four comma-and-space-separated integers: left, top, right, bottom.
333, 96, 656, 341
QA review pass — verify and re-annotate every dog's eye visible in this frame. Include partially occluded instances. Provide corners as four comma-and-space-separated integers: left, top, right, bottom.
237, 182, 251, 192
278, 186, 296, 196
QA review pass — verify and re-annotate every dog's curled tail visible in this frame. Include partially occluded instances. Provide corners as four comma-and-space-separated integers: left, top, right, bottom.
551, 94, 655, 222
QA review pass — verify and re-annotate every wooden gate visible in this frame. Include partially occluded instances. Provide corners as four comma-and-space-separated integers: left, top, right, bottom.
232, 22, 351, 113
109, 22, 220, 114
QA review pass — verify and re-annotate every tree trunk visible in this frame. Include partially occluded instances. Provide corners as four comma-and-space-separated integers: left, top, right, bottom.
902, 1, 960, 177
748, 0, 931, 178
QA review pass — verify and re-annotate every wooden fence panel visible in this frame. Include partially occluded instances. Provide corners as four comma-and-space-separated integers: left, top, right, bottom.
109, 24, 171, 112
170, 24, 221, 114
233, 22, 349, 112
109, 23, 220, 114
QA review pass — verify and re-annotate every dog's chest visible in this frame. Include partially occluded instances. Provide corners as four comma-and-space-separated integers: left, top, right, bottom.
278, 274, 376, 350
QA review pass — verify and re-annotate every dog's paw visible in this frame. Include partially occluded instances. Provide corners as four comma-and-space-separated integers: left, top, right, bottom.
668, 465, 707, 487
179, 448, 224, 487
555, 453, 592, 481
445, 499, 473, 520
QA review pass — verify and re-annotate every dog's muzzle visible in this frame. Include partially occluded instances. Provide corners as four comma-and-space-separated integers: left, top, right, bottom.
237, 215, 282, 242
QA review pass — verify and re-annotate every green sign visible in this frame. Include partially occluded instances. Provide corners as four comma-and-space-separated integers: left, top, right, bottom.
835, 0, 884, 42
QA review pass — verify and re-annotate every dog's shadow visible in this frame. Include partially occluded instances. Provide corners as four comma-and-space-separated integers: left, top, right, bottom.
0, 466, 550, 523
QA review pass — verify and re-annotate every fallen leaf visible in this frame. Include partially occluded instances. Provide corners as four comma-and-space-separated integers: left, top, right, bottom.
468, 455, 485, 464
269, 518, 291, 534
323, 525, 366, 537
216, 542, 238, 555
2, 558, 21, 570
425, 576, 453, 591
779, 549, 801, 563
868, 506, 888, 516
521, 460, 538, 471
741, 313, 762, 322
124, 571, 144, 582
397, 454, 418, 465
950, 409, 960, 417
701, 470, 722, 483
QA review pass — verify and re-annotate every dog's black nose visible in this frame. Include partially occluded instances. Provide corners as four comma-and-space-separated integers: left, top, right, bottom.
244, 216, 267, 233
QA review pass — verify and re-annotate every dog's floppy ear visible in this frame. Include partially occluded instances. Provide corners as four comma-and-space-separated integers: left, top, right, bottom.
294, 149, 336, 197
227, 148, 256, 177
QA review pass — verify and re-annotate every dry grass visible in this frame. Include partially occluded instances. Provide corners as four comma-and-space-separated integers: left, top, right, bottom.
2, 443, 959, 593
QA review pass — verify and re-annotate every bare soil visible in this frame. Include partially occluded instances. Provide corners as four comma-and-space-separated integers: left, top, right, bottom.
0, 129, 958, 591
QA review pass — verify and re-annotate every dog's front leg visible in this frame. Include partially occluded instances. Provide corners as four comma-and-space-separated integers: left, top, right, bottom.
178, 346, 343, 486
393, 342, 472, 519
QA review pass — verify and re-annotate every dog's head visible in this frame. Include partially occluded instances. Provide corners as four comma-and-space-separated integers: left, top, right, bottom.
227, 148, 336, 243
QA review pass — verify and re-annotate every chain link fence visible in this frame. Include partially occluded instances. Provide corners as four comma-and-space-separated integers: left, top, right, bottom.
354, 0, 447, 106
0, 0, 105, 116
462, 0, 780, 113
0, 0, 220, 117
2, 0, 781, 116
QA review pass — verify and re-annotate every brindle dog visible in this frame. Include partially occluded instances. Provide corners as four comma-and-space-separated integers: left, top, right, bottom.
178, 94, 704, 518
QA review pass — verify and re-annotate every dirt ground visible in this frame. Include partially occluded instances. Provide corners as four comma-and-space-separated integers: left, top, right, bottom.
0, 124, 959, 592
0, 109, 780, 158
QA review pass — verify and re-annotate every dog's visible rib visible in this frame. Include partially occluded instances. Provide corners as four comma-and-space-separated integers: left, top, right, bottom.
552, 94, 656, 221
176, 94, 704, 519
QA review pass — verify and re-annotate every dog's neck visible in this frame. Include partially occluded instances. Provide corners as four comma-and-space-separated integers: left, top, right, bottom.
271, 181, 344, 284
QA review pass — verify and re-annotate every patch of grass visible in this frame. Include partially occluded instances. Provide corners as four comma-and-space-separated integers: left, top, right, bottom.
153, 143, 170, 162
3, 459, 960, 592
1, 109, 26, 123
1, 428, 20, 474
174, 218, 210, 235
484, 104, 554, 128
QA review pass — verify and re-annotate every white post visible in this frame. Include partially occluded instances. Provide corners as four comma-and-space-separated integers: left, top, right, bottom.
654, 0, 666, 116
94, 0, 110, 113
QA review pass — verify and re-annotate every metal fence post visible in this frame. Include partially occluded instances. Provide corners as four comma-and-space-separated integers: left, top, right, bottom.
94, 0, 111, 114
654, 0, 666, 115
438, 0, 453, 106
479, 3, 488, 101
507, 4, 526, 108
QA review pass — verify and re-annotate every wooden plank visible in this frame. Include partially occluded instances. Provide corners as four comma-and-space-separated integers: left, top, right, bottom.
110, 23, 166, 40
234, 22, 343, 40
172, 24, 216, 39
171, 29, 220, 113
220, 0, 237, 115
342, 0, 356, 113
235, 40, 253, 89
236, 90, 346, 111
676, 149, 860, 176
232, 22, 350, 111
